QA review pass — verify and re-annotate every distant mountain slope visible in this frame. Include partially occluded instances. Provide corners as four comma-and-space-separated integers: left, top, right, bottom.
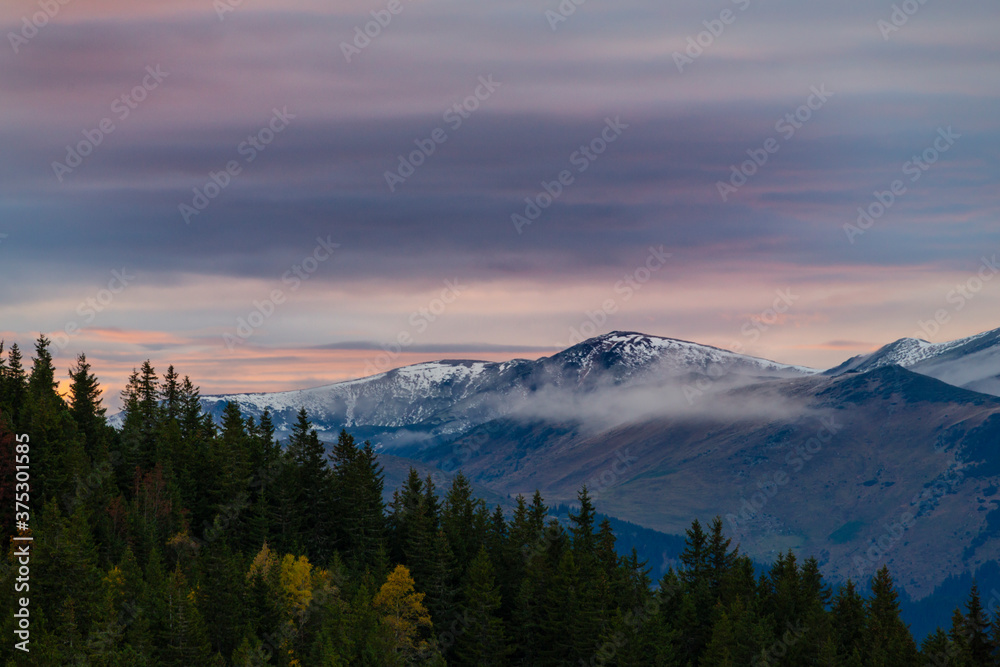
828, 327, 1000, 396
423, 365, 1000, 601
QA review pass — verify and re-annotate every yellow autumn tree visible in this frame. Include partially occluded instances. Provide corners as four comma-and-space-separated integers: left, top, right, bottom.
373, 564, 433, 660
247, 542, 277, 580
102, 565, 126, 607
246, 544, 338, 666
280, 553, 325, 616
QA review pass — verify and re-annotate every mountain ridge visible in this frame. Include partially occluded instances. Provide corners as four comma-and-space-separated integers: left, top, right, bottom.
196, 331, 819, 442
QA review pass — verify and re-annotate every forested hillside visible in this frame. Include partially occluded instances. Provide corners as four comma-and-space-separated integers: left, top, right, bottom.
1, 336, 999, 665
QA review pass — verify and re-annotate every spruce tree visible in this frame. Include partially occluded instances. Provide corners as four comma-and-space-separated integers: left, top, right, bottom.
119, 360, 162, 473
539, 549, 590, 664
919, 627, 953, 666
679, 518, 713, 662
963, 583, 993, 665
68, 353, 108, 459
454, 547, 511, 666
354, 440, 388, 573
512, 519, 563, 665
423, 474, 442, 527
864, 566, 919, 666
178, 375, 205, 442
569, 486, 597, 555
796, 556, 833, 663
528, 490, 548, 535
2, 342, 27, 428
699, 605, 736, 666
215, 402, 251, 502
27, 335, 89, 503
331, 429, 388, 566
244, 411, 280, 551
832, 579, 866, 660
441, 472, 485, 577
161, 365, 181, 422
764, 550, 796, 610
159, 566, 212, 665
329, 428, 359, 542
507, 494, 534, 558
419, 528, 457, 654
286, 408, 332, 561
195, 542, 248, 659
27, 334, 60, 403
389, 468, 438, 577
680, 518, 710, 588
949, 606, 971, 663
706, 515, 740, 606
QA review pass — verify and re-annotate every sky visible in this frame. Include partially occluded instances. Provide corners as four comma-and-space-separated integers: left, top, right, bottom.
1, 0, 998, 409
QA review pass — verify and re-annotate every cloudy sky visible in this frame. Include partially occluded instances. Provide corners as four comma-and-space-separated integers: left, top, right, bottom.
1, 0, 998, 407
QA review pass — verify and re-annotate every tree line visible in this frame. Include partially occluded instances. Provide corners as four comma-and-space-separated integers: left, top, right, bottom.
1, 335, 999, 665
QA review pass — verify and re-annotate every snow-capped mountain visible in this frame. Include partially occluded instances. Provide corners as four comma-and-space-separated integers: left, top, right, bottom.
827, 326, 1000, 396
199, 332, 818, 444
548, 332, 816, 380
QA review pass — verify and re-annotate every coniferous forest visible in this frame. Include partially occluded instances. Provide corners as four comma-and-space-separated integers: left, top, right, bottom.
3, 335, 1000, 666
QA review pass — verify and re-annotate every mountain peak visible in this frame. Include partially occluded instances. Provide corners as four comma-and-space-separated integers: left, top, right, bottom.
569, 331, 734, 355
551, 331, 817, 382
827, 327, 1000, 381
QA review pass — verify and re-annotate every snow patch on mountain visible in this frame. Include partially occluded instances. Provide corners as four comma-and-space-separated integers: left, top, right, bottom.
561, 331, 817, 377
